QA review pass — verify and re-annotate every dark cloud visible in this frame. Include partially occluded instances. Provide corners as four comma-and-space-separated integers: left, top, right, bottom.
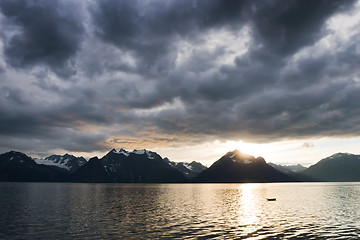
89, 0, 249, 76
249, 0, 356, 56
0, 0, 359, 155
0, 0, 84, 77
90, 0, 355, 75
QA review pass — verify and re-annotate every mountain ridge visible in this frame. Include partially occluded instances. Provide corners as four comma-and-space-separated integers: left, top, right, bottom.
269, 163, 307, 176
300, 152, 360, 181
2, 150, 360, 183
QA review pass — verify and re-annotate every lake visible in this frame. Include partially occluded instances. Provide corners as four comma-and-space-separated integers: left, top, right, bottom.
1, 182, 360, 239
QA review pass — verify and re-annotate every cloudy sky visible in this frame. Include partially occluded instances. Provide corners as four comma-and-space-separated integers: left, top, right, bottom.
0, 0, 359, 165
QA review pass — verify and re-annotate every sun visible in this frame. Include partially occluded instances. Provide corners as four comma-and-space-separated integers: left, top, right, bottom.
223, 140, 268, 158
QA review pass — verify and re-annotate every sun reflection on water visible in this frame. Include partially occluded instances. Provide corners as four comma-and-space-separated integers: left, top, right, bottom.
237, 184, 262, 236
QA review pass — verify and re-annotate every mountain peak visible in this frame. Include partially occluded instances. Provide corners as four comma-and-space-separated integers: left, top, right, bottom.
224, 149, 260, 164
119, 148, 130, 156
8, 150, 28, 157
0, 151, 39, 170
225, 149, 241, 157
329, 152, 353, 158
108, 148, 130, 157
130, 149, 156, 159
195, 150, 293, 183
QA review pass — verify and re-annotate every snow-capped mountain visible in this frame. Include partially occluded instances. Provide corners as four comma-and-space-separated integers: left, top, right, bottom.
35, 153, 87, 172
268, 163, 307, 175
164, 158, 207, 179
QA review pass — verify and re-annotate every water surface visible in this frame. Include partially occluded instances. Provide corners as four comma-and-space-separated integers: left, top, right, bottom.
1, 182, 360, 239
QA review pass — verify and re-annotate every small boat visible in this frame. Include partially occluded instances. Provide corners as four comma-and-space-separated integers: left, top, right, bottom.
267, 198, 276, 201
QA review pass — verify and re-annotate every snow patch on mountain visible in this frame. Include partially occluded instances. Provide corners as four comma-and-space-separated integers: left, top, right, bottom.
111, 148, 130, 156
145, 151, 155, 159
119, 148, 129, 156
35, 158, 70, 170
132, 149, 154, 159
133, 149, 145, 154
183, 163, 193, 170
34, 154, 87, 172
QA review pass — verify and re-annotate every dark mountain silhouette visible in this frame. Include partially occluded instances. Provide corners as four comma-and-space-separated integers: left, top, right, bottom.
71, 157, 112, 183
72, 149, 187, 183
194, 150, 295, 183
0, 151, 68, 182
102, 149, 187, 183
0, 149, 188, 183
300, 153, 360, 181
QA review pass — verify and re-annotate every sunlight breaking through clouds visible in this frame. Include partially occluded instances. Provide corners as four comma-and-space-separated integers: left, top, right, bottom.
0, 0, 359, 165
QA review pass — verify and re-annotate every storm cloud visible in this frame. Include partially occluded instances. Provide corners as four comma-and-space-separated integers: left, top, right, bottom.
0, 0, 359, 155
0, 0, 84, 77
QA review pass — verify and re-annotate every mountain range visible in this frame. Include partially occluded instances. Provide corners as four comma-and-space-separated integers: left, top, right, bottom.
0, 149, 207, 183
1, 149, 360, 183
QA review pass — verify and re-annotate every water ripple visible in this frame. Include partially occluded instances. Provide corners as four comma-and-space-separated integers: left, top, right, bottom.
1, 182, 360, 239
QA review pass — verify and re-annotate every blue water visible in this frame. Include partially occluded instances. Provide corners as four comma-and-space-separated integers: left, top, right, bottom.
1, 182, 360, 239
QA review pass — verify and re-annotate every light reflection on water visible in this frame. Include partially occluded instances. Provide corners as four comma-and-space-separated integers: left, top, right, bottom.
1, 182, 360, 239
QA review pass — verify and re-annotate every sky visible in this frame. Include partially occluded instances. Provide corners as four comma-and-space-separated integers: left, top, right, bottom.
0, 0, 359, 166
